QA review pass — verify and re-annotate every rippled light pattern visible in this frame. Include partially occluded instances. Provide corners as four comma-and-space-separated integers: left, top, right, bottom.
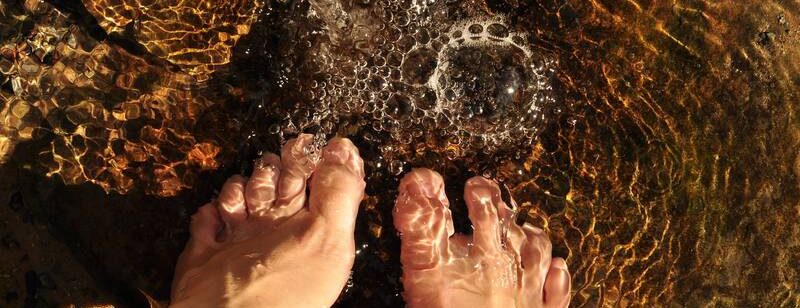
83, 0, 264, 81
1, 0, 799, 307
0, 0, 223, 196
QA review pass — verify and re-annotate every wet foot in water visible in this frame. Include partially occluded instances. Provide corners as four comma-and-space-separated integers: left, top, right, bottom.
170, 134, 365, 307
393, 168, 571, 308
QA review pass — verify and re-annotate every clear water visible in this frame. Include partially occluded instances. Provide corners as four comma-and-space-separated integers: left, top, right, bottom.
0, 0, 798, 307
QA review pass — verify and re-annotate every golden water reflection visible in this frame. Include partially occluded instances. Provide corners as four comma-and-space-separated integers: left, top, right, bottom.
0, 0, 798, 306
83, 0, 264, 81
0, 0, 229, 196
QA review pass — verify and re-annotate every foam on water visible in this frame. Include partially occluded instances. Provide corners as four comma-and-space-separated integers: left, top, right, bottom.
294, 0, 559, 157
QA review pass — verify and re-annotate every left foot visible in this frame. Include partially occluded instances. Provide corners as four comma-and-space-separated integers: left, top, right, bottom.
170, 135, 365, 308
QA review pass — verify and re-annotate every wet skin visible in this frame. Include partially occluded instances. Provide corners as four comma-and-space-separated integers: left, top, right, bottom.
394, 169, 571, 308
170, 135, 571, 307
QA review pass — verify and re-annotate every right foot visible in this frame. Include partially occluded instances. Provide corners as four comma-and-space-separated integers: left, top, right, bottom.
393, 168, 571, 308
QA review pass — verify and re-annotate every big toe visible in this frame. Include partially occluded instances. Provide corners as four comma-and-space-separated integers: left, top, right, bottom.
394, 168, 454, 270
309, 137, 365, 231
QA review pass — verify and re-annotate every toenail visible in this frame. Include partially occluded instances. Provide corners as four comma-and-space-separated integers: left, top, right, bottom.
466, 176, 497, 191
417, 170, 443, 196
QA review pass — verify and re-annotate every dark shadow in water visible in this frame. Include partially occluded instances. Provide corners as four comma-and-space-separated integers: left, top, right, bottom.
1, 0, 799, 307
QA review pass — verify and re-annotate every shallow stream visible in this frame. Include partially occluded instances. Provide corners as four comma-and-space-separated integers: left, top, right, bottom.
0, 0, 798, 306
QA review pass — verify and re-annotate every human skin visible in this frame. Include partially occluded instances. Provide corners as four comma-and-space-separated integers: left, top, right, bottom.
394, 168, 571, 307
170, 135, 571, 307
170, 135, 365, 307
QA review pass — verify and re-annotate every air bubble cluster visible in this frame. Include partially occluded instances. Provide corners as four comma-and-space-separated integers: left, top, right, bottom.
297, 1, 558, 157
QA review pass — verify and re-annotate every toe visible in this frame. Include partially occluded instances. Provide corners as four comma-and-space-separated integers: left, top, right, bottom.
520, 223, 553, 305
189, 202, 223, 248
543, 258, 571, 308
394, 168, 453, 270
217, 175, 248, 231
309, 137, 365, 231
274, 134, 317, 219
245, 153, 281, 220
463, 176, 507, 255
507, 223, 527, 263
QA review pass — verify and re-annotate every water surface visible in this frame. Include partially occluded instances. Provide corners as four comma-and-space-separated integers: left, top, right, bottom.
0, 0, 798, 306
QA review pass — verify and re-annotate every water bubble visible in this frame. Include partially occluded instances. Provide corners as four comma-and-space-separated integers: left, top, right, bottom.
487, 23, 509, 38
413, 87, 437, 110
301, 6, 557, 157
378, 90, 391, 101
387, 27, 402, 41
332, 76, 344, 86
359, 90, 373, 102
415, 29, 430, 44
387, 51, 404, 67
435, 45, 531, 122
431, 40, 444, 52
395, 11, 410, 26
372, 55, 387, 66
368, 75, 387, 90
396, 35, 416, 52
468, 24, 483, 35
389, 160, 404, 175
268, 124, 281, 134
386, 94, 413, 118
373, 35, 386, 46
378, 66, 391, 77
401, 48, 437, 85
357, 69, 370, 80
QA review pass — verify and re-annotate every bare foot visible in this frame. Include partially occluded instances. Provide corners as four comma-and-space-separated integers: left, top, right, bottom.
170, 135, 365, 307
393, 168, 571, 308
